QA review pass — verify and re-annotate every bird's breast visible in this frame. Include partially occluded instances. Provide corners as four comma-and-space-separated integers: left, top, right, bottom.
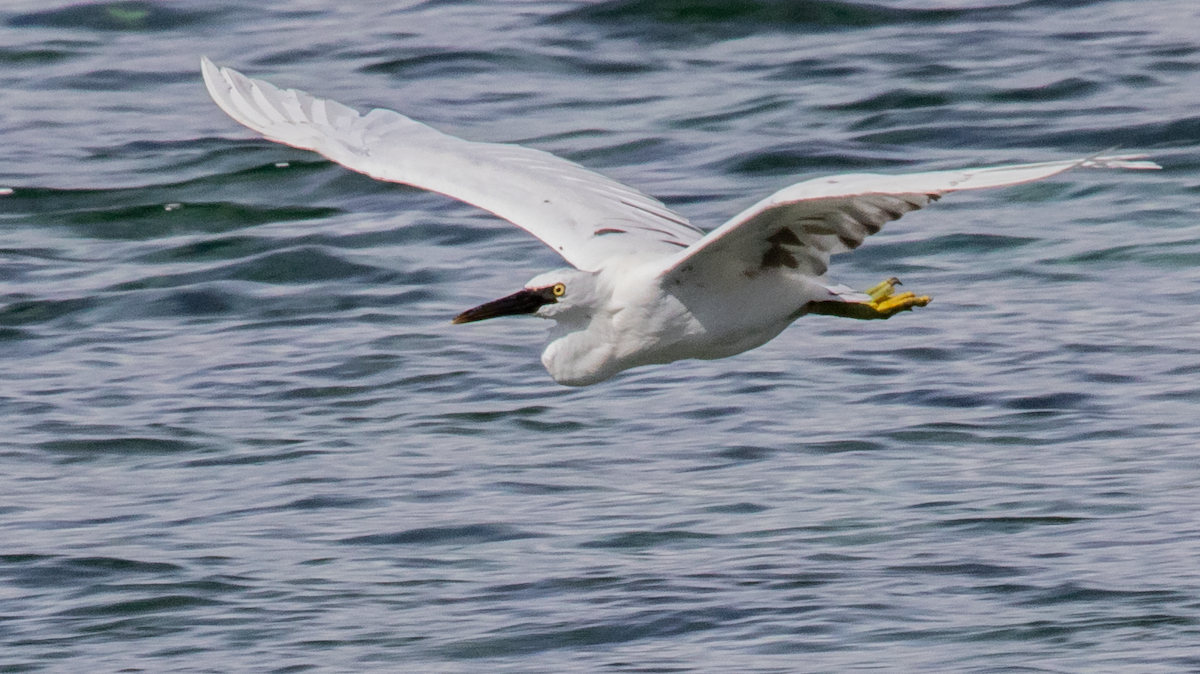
540, 266, 814, 384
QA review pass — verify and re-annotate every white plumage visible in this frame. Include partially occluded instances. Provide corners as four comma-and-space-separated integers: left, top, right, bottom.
201, 57, 1159, 385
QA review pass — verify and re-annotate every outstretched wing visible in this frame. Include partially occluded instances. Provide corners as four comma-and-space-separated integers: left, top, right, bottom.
659, 156, 1160, 281
201, 57, 703, 272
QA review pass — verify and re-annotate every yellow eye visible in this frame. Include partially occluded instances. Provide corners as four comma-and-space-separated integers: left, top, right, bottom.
552, 283, 566, 297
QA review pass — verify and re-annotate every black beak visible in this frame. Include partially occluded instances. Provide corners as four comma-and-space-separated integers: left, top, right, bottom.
452, 288, 556, 324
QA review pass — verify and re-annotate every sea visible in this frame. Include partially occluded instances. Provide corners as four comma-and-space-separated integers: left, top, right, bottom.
2, 1, 1200, 672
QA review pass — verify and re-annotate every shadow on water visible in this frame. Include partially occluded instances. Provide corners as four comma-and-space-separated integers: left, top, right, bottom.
549, 0, 969, 39
7, 1, 216, 32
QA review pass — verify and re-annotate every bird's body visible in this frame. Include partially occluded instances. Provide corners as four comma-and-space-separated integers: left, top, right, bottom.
531, 262, 812, 385
201, 58, 1159, 385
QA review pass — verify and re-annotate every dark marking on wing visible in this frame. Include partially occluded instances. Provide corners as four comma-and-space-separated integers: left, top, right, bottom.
761, 245, 799, 269
766, 228, 802, 246
801, 221, 837, 236
593, 228, 626, 236
761, 227, 805, 269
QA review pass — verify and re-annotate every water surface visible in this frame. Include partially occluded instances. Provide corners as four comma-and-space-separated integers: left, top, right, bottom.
2, 1, 1200, 672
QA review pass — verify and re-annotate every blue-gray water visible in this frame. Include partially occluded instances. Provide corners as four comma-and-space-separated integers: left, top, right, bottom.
3, 1, 1200, 672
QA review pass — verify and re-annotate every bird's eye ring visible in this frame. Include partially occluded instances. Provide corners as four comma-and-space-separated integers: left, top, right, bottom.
552, 283, 566, 297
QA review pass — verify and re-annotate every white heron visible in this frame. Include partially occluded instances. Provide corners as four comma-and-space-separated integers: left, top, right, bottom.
200, 57, 1159, 386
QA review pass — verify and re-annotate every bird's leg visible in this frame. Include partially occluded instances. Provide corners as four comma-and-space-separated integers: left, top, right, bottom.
809, 277, 931, 320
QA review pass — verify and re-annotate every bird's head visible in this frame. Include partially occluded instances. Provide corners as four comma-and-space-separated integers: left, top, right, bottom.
452, 268, 600, 326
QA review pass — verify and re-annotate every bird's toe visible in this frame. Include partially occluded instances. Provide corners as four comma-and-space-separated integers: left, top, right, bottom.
863, 277, 931, 317
871, 291, 931, 316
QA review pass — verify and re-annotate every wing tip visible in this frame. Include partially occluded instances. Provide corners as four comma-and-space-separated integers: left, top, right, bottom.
200, 57, 288, 135
200, 55, 244, 122
199, 55, 222, 97
1082, 154, 1162, 170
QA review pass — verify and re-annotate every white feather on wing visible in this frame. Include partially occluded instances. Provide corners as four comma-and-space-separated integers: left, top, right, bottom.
201, 57, 703, 272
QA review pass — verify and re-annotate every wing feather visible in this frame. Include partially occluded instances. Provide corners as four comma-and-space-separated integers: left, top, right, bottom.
201, 57, 702, 271
660, 156, 1159, 281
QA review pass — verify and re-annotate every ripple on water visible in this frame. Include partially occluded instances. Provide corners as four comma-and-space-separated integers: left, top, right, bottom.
340, 524, 543, 547
7, 2, 216, 32
2, 1, 1199, 672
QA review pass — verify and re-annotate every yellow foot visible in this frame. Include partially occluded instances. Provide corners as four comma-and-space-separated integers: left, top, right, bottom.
865, 277, 901, 301
864, 277, 931, 318
808, 277, 932, 320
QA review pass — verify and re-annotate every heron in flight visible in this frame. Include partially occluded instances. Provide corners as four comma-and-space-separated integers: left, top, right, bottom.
201, 58, 1159, 386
